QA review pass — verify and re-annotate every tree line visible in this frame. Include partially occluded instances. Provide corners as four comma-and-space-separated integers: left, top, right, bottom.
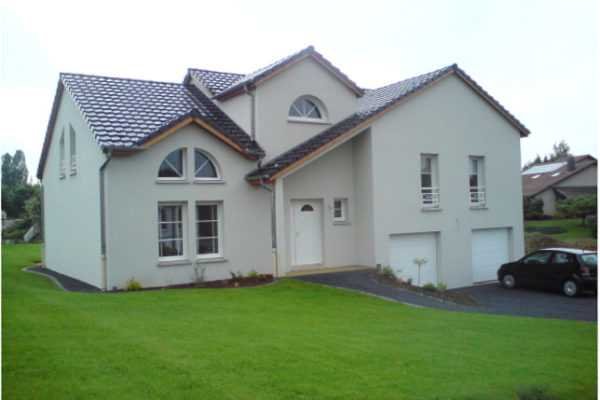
2, 150, 40, 226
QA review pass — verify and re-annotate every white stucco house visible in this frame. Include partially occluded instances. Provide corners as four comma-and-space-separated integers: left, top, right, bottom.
37, 46, 529, 290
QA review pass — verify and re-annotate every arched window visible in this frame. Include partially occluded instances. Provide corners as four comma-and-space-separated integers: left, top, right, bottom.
194, 150, 219, 180
158, 149, 185, 178
288, 96, 327, 122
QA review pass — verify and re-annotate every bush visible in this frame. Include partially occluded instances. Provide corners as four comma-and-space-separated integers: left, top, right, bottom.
437, 283, 447, 291
2, 228, 28, 240
586, 215, 597, 238
524, 226, 567, 235
523, 196, 545, 220
422, 283, 437, 292
248, 269, 260, 278
191, 264, 207, 288
381, 266, 395, 279
125, 278, 142, 291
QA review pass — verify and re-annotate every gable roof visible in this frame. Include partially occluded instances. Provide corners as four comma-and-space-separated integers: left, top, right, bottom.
207, 46, 364, 100
37, 73, 263, 179
185, 69, 245, 96
522, 155, 597, 197
247, 64, 530, 183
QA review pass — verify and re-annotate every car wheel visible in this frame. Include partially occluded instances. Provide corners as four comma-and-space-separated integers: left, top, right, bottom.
562, 279, 579, 297
501, 274, 516, 289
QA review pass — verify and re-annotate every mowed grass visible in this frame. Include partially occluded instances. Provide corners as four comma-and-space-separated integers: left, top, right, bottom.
525, 218, 595, 240
2, 244, 597, 400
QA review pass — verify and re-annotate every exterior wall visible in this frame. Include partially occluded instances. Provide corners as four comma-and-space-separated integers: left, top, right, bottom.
215, 93, 251, 135
555, 165, 597, 187
534, 188, 558, 215
279, 140, 356, 274
254, 57, 358, 161
41, 90, 106, 288
352, 130, 376, 266
104, 124, 272, 289
366, 74, 525, 289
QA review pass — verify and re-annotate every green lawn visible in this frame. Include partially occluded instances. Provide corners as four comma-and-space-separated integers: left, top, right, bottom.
525, 218, 595, 240
2, 244, 597, 400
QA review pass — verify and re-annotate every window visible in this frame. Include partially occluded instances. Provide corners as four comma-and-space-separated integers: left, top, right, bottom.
69, 125, 77, 175
333, 199, 347, 222
523, 251, 552, 264
288, 96, 327, 122
554, 252, 575, 264
194, 150, 218, 180
469, 157, 485, 206
196, 203, 222, 257
421, 154, 439, 207
59, 130, 66, 178
158, 149, 185, 179
158, 204, 184, 259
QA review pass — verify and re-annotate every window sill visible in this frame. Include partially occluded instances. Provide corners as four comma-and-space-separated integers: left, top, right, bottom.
470, 205, 488, 210
421, 207, 442, 212
156, 179, 189, 184
287, 117, 330, 125
196, 256, 227, 264
333, 221, 351, 225
193, 179, 224, 185
157, 259, 193, 267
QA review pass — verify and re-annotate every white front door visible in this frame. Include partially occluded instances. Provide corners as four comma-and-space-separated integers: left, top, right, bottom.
293, 200, 322, 265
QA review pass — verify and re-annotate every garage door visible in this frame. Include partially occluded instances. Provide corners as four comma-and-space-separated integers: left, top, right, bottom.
389, 232, 438, 286
471, 228, 509, 283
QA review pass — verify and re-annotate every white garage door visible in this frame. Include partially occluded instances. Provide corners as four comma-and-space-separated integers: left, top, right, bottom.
471, 228, 509, 283
389, 232, 438, 286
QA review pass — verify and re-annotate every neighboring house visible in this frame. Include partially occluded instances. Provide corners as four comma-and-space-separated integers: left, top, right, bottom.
37, 46, 529, 290
522, 155, 597, 216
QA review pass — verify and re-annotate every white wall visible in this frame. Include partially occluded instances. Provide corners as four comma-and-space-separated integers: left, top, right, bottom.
104, 124, 272, 289
41, 88, 106, 288
555, 165, 597, 187
366, 74, 525, 288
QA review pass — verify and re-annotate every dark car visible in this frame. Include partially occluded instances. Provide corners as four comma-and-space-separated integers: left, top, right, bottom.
497, 248, 597, 297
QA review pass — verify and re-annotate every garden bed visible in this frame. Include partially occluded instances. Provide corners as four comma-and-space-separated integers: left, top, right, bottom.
119, 275, 275, 292
372, 273, 477, 306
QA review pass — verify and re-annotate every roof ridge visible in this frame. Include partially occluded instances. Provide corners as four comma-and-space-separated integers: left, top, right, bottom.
367, 64, 457, 92
60, 72, 182, 87
187, 68, 245, 77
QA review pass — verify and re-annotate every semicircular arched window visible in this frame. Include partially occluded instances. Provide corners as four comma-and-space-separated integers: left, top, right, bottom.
158, 148, 185, 179
194, 150, 219, 180
288, 96, 327, 122
301, 204, 314, 212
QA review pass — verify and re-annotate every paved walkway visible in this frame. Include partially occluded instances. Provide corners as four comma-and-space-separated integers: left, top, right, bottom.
25, 266, 102, 293
292, 268, 597, 322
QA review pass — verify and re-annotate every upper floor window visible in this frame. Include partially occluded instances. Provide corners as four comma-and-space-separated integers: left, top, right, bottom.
194, 150, 219, 180
469, 157, 485, 206
158, 149, 185, 179
421, 154, 439, 207
288, 96, 327, 123
69, 125, 77, 175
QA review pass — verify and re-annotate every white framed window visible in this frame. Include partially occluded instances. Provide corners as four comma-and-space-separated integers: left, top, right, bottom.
59, 130, 66, 179
333, 198, 347, 222
158, 149, 185, 180
288, 96, 328, 123
194, 149, 219, 180
69, 125, 77, 175
196, 203, 223, 258
469, 157, 485, 206
421, 154, 439, 207
158, 203, 185, 259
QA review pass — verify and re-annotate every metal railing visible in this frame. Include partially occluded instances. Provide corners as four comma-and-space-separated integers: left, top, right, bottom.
421, 187, 440, 207
469, 187, 485, 205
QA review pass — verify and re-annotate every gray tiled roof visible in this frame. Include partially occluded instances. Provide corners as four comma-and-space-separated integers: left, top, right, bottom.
187, 69, 245, 95
522, 155, 597, 196
60, 73, 262, 153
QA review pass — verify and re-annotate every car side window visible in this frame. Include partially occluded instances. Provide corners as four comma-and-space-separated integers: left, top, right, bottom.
523, 251, 552, 265
553, 252, 575, 264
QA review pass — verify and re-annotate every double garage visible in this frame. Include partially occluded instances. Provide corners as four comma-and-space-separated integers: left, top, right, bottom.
389, 228, 511, 287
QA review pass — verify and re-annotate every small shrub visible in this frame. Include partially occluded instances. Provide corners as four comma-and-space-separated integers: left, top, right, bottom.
191, 264, 207, 288
381, 266, 395, 279
248, 269, 260, 278
229, 270, 243, 281
258, 274, 267, 281
586, 215, 597, 238
406, 277, 413, 286
553, 211, 565, 219
125, 277, 142, 291
422, 283, 437, 291
437, 283, 447, 291
2, 228, 28, 240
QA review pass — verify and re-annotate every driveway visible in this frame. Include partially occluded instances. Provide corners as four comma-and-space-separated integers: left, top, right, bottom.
293, 268, 597, 322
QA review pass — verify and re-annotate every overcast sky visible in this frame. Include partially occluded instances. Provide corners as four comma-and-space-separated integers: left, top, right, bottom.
0, 0, 597, 180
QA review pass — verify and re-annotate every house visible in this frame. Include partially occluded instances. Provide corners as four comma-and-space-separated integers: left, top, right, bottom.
37, 46, 529, 290
522, 155, 597, 216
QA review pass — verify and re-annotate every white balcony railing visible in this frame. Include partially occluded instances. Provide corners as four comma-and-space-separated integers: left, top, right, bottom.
70, 154, 77, 174
469, 187, 485, 205
59, 159, 66, 178
421, 187, 440, 207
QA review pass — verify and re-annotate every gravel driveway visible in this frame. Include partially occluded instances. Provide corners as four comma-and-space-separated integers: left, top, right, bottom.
293, 268, 597, 322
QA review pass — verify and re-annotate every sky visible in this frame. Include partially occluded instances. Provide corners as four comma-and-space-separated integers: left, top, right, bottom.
0, 0, 597, 181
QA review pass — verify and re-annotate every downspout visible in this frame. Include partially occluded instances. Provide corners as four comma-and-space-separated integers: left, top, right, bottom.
259, 177, 278, 277
99, 150, 112, 291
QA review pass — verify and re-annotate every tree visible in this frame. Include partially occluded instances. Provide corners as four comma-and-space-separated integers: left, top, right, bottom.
523, 196, 545, 220
556, 196, 597, 225
550, 140, 571, 161
24, 184, 41, 225
2, 150, 28, 188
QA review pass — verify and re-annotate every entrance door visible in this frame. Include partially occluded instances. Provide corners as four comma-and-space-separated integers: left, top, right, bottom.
293, 200, 322, 265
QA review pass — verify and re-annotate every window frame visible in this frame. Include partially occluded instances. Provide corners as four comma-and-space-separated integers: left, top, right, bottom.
333, 198, 348, 222
59, 129, 66, 179
469, 156, 486, 206
196, 202, 223, 260
193, 149, 221, 182
158, 203, 187, 261
158, 148, 186, 181
420, 154, 439, 208
69, 125, 77, 175
287, 96, 328, 124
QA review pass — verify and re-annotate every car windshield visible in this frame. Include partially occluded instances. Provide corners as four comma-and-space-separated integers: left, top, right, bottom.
581, 254, 597, 266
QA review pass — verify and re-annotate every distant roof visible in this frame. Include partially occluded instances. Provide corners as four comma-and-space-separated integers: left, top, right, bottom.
37, 73, 263, 179
522, 155, 597, 197
247, 63, 530, 182
193, 46, 364, 100
553, 186, 597, 198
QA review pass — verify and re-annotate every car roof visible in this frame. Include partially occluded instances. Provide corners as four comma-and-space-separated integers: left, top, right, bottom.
542, 248, 597, 255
